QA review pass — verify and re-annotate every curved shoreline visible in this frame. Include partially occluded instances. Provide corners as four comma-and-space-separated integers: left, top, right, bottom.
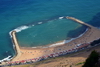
20, 28, 88, 48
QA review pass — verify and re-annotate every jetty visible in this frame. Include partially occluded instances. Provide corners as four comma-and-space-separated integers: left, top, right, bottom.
11, 31, 21, 61
0, 31, 21, 66
66, 16, 94, 28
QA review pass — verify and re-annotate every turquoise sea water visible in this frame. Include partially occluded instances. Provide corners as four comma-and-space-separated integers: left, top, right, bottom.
0, 0, 100, 60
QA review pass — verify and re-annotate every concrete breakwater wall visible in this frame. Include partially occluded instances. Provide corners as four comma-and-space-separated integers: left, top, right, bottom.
11, 31, 21, 61
66, 16, 93, 28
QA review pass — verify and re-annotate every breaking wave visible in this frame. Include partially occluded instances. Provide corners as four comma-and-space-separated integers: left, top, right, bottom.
0, 56, 11, 62
49, 28, 88, 47
13, 25, 30, 33
59, 16, 64, 19
9, 16, 66, 34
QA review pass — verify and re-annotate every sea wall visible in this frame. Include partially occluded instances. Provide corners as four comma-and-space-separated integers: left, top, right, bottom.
66, 16, 93, 28
10, 31, 21, 61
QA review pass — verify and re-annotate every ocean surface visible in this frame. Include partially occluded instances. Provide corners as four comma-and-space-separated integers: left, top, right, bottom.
0, 0, 100, 61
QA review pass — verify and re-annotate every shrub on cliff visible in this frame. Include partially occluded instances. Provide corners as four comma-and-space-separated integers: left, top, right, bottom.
82, 50, 99, 67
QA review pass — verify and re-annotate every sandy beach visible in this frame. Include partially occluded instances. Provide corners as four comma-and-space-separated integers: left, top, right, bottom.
11, 17, 100, 62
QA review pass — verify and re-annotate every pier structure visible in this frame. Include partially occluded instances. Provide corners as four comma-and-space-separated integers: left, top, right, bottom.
66, 16, 94, 28
11, 31, 21, 61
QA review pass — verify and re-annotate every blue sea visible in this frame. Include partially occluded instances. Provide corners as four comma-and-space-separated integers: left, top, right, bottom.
0, 0, 100, 61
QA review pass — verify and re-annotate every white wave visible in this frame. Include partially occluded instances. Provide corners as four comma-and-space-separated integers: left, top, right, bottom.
0, 56, 11, 62
13, 44, 15, 47
65, 28, 88, 43
59, 17, 64, 19
9, 31, 12, 38
49, 28, 88, 47
14, 25, 29, 32
32, 25, 35, 26
32, 47, 37, 48
38, 22, 42, 24
64, 39, 74, 43
49, 41, 65, 47
17, 28, 88, 48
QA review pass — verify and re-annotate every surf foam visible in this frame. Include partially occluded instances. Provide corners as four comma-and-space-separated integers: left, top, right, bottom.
0, 56, 11, 62
64, 28, 88, 43
49, 28, 88, 47
59, 17, 64, 19
32, 24, 35, 26
49, 41, 64, 47
14, 25, 29, 32
38, 22, 43, 24
9, 31, 12, 38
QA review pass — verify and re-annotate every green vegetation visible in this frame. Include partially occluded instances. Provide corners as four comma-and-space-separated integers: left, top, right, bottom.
82, 50, 99, 67
9, 65, 30, 67
75, 62, 85, 65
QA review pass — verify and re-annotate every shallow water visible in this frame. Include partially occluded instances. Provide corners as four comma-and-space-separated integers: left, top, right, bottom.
17, 18, 82, 47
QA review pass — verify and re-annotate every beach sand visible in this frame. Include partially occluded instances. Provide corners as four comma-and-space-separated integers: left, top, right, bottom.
35, 45, 100, 67
11, 17, 100, 62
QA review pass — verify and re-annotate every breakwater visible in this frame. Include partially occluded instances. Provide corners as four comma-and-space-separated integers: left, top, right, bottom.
11, 31, 21, 61
66, 16, 94, 28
